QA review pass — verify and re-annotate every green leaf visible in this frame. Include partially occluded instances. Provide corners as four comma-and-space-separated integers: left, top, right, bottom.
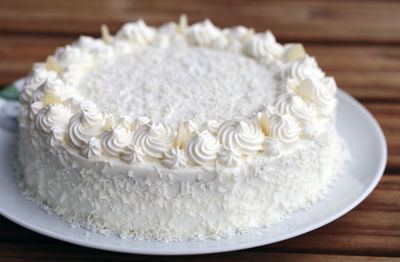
0, 84, 19, 101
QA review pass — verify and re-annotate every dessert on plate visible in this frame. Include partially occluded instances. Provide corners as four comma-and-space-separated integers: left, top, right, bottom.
17, 16, 349, 241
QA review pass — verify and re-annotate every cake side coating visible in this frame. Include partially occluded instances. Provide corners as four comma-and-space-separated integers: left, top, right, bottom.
17, 17, 349, 240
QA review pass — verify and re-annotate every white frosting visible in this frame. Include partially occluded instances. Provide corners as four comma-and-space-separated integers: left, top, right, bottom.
244, 31, 284, 60
217, 120, 264, 155
101, 125, 133, 157
17, 18, 349, 241
75, 36, 114, 58
132, 121, 175, 159
298, 78, 337, 116
281, 55, 325, 82
35, 104, 71, 134
187, 19, 222, 47
217, 145, 241, 167
54, 45, 93, 70
78, 45, 276, 125
29, 101, 44, 121
46, 125, 66, 146
80, 137, 103, 158
68, 105, 105, 149
202, 120, 221, 135
116, 19, 156, 46
185, 131, 220, 165
275, 93, 316, 121
268, 114, 301, 144
20, 65, 48, 104
162, 147, 188, 169
263, 136, 282, 156
121, 145, 145, 164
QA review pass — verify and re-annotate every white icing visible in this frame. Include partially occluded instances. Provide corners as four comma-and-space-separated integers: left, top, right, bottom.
268, 114, 301, 144
75, 36, 114, 58
217, 145, 241, 167
54, 45, 93, 70
67, 105, 105, 149
162, 147, 188, 169
202, 120, 221, 135
101, 125, 133, 157
46, 125, 66, 146
275, 93, 316, 121
185, 131, 220, 165
217, 120, 264, 154
281, 55, 325, 82
35, 104, 71, 134
301, 121, 320, 140
80, 137, 103, 158
224, 26, 252, 42
301, 78, 337, 116
187, 19, 222, 47
78, 45, 276, 126
29, 101, 44, 121
263, 136, 282, 156
20, 65, 48, 104
244, 31, 284, 60
116, 19, 156, 46
121, 145, 145, 164
132, 121, 175, 159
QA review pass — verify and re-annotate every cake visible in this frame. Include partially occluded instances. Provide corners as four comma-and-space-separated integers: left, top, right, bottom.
17, 16, 349, 241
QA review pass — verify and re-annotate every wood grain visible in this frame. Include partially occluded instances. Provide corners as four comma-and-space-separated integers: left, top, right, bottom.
1, 0, 400, 44
1, 243, 399, 262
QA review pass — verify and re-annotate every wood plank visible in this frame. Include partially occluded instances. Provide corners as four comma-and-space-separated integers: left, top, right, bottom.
365, 104, 400, 170
307, 45, 400, 102
1, 0, 400, 44
1, 175, 399, 256
1, 35, 400, 101
0, 243, 399, 262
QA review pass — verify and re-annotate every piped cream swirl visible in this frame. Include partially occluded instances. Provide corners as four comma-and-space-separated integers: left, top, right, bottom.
80, 137, 103, 158
21, 66, 49, 104
268, 114, 301, 144
281, 55, 325, 82
132, 121, 175, 159
263, 137, 282, 156
217, 120, 264, 154
35, 104, 71, 134
54, 45, 93, 70
121, 145, 145, 163
185, 130, 220, 165
217, 145, 241, 167
116, 19, 156, 46
68, 103, 105, 149
244, 31, 283, 59
187, 19, 222, 47
101, 125, 133, 157
298, 77, 337, 116
275, 93, 316, 121
46, 125, 67, 146
162, 147, 188, 169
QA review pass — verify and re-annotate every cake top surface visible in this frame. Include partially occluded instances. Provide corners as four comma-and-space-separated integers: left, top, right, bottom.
79, 45, 276, 125
20, 17, 338, 169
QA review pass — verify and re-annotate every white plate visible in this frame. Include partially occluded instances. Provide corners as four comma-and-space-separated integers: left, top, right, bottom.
0, 84, 387, 255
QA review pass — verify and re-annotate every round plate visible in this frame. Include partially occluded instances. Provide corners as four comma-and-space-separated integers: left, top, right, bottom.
0, 82, 387, 255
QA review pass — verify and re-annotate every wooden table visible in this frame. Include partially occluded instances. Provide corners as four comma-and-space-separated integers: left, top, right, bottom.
1, 0, 399, 261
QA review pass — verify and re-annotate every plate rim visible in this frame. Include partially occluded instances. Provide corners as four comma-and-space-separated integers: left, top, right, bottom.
0, 86, 387, 256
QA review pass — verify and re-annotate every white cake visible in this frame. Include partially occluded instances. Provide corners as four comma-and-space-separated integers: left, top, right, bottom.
17, 17, 349, 241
